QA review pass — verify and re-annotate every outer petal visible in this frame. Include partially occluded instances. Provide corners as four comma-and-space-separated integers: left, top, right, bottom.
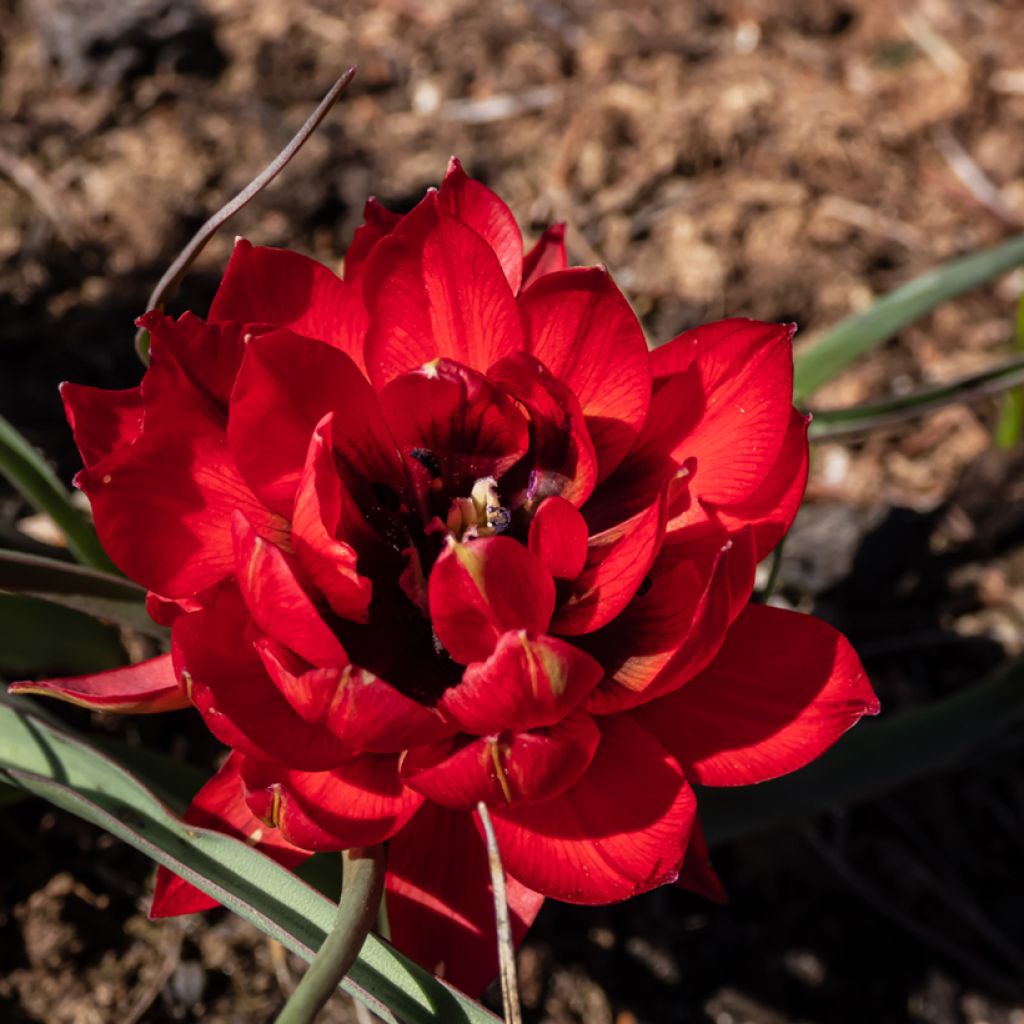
228, 329, 402, 515
9, 653, 186, 713
208, 239, 369, 374
552, 493, 666, 636
635, 603, 879, 786
519, 267, 651, 480
60, 383, 143, 468
440, 630, 602, 734
378, 359, 529, 500
386, 801, 544, 996
232, 510, 348, 669
674, 819, 727, 903
491, 716, 696, 903
363, 194, 524, 386
77, 417, 288, 599
439, 157, 523, 292
150, 752, 307, 918
241, 755, 422, 851
343, 196, 403, 285
292, 416, 373, 622
527, 497, 589, 580
521, 223, 567, 291
401, 712, 600, 809
173, 607, 348, 771
428, 536, 556, 664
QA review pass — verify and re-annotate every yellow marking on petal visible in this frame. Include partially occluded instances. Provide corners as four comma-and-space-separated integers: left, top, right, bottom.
182, 670, 194, 703
517, 631, 541, 700
246, 828, 264, 846
488, 740, 513, 804
421, 358, 441, 379
450, 538, 488, 602
269, 784, 284, 830
534, 639, 567, 697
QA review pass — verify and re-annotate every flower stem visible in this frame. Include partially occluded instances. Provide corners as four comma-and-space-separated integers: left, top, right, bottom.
274, 844, 385, 1024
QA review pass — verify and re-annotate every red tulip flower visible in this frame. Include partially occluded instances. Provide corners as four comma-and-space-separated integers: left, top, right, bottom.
15, 159, 878, 994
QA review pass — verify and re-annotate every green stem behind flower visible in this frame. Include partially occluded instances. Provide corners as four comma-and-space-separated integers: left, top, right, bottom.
275, 844, 386, 1024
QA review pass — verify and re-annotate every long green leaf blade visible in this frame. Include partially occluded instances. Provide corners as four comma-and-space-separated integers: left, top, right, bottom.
794, 232, 1024, 401
0, 697, 498, 1024
0, 414, 115, 571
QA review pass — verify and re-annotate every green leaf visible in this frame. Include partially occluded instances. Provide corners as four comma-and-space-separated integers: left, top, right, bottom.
0, 414, 116, 572
808, 354, 1024, 441
0, 696, 499, 1024
996, 291, 1024, 448
793, 232, 1024, 401
700, 655, 1024, 846
0, 549, 166, 640
0, 593, 127, 675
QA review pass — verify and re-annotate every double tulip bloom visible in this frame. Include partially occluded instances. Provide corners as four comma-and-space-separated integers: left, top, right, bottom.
17, 160, 878, 994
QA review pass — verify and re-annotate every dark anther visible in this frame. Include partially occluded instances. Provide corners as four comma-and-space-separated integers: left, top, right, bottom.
410, 447, 443, 479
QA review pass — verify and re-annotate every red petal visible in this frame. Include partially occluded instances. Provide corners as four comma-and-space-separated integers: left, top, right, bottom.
60, 383, 142, 469
292, 416, 373, 622
378, 358, 529, 499
649, 316, 773, 381
712, 408, 809, 559
674, 819, 727, 903
519, 267, 650, 480
228, 329, 402, 516
151, 752, 307, 918
9, 653, 186, 713
363, 194, 523, 387
581, 529, 757, 714
635, 603, 879, 786
521, 223, 567, 291
208, 239, 369, 375
232, 510, 347, 668
491, 715, 696, 903
440, 630, 602, 733
488, 352, 598, 509
439, 157, 523, 293
343, 197, 403, 285
77, 421, 287, 599
386, 801, 544, 995
551, 494, 666, 636
241, 754, 422, 851
527, 497, 589, 579
428, 536, 556, 664
402, 711, 600, 809
173, 607, 347, 771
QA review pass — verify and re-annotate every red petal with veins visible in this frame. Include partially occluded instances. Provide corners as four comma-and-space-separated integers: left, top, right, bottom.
232, 510, 347, 669
150, 752, 307, 918
364, 194, 523, 386
635, 603, 878, 786
521, 223, 567, 290
519, 267, 651, 480
228, 329, 402, 516
528, 496, 589, 579
428, 536, 556, 664
386, 801, 544, 996
10, 653, 186, 713
60, 383, 142, 468
173, 607, 347, 771
440, 630, 602, 733
241, 754, 422, 851
439, 157, 523, 293
402, 711, 600, 809
209, 239, 369, 374
292, 415, 373, 623
491, 715, 696, 903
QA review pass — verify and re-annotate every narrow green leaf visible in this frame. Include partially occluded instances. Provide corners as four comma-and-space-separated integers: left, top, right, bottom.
699, 656, 1024, 846
0, 697, 499, 1024
0, 415, 116, 572
794, 232, 1024, 401
996, 291, 1024, 448
0, 593, 127, 675
808, 354, 1024, 441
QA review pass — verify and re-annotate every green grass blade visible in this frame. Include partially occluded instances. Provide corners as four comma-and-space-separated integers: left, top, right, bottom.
700, 656, 1024, 846
995, 291, 1024, 448
0, 696, 499, 1024
0, 415, 115, 572
793, 232, 1024, 401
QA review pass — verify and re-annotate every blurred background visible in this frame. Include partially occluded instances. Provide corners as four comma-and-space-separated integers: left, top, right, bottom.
2, 0, 1024, 1021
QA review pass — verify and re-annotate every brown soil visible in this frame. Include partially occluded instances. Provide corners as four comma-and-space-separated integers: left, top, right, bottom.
2, 0, 1024, 1021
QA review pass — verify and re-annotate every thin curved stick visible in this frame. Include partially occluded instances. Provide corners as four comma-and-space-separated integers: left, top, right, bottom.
135, 65, 357, 360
